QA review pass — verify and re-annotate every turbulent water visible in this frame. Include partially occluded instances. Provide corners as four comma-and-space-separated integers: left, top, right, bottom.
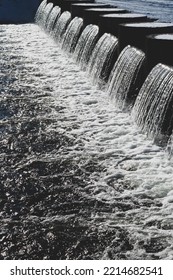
1, 22, 173, 260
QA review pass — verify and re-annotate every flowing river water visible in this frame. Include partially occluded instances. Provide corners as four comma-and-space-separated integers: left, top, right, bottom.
0, 22, 173, 259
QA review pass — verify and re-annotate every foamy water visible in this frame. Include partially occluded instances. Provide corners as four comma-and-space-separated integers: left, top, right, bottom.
1, 23, 173, 259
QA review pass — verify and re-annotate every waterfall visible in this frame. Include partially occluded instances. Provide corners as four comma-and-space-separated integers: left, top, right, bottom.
37, 2, 54, 28
108, 46, 146, 110
35, 0, 47, 24
74, 24, 99, 68
35, 1, 173, 147
2, 0, 173, 261
88, 33, 118, 85
52, 11, 72, 43
132, 63, 173, 145
61, 17, 83, 53
46, 6, 61, 33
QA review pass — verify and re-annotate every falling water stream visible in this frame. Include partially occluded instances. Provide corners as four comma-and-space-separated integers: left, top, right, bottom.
1, 2, 173, 260
46, 6, 61, 33
74, 24, 99, 68
52, 11, 71, 43
133, 64, 173, 144
38, 2, 53, 28
88, 33, 118, 85
108, 45, 146, 109
62, 17, 83, 53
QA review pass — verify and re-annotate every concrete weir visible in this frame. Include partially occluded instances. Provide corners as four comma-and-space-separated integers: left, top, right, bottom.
119, 22, 173, 53
45, 1, 173, 81
99, 13, 150, 37
47, 0, 60, 5
146, 33, 173, 71
71, 3, 112, 19
57, 0, 95, 12
82, 8, 127, 27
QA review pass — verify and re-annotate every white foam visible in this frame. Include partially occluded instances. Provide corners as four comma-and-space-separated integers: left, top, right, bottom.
1, 23, 173, 259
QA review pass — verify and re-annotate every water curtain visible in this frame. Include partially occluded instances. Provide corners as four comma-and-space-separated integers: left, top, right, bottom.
35, 1, 173, 148
38, 2, 53, 28
35, 0, 47, 24
74, 24, 99, 68
53, 11, 71, 43
61, 17, 83, 53
88, 33, 118, 85
108, 46, 146, 110
46, 6, 61, 33
132, 63, 173, 145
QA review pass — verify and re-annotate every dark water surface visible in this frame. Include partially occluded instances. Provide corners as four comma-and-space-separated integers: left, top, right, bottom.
0, 24, 173, 260
100, 0, 173, 22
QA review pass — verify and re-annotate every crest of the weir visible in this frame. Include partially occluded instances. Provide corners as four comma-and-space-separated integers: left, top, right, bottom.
36, 0, 173, 146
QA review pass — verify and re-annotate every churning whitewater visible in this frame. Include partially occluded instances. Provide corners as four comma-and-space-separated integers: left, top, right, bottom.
0, 5, 173, 259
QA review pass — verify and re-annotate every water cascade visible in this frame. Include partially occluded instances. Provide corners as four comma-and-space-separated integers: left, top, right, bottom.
38, 2, 54, 28
88, 33, 118, 84
61, 17, 83, 53
52, 11, 71, 43
33, 0, 173, 144
46, 6, 61, 32
132, 64, 173, 145
1, 0, 173, 261
74, 24, 99, 66
108, 46, 146, 110
35, 0, 48, 24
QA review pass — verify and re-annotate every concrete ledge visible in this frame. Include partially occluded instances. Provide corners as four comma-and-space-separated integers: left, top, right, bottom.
119, 22, 173, 53
146, 33, 173, 72
57, 0, 95, 12
83, 8, 127, 27
71, 3, 111, 18
99, 13, 149, 37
